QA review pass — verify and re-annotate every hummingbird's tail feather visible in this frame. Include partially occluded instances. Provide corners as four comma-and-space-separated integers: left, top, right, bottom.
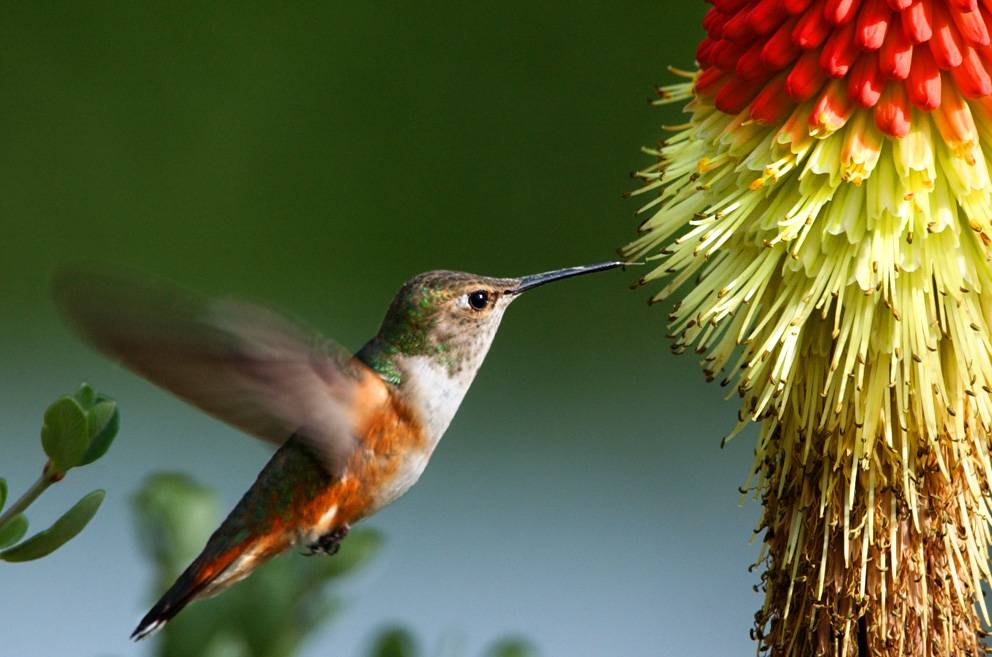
131, 535, 270, 640
131, 439, 324, 640
130, 558, 214, 641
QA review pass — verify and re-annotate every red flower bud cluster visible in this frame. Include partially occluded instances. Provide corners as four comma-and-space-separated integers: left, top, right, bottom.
697, 0, 992, 137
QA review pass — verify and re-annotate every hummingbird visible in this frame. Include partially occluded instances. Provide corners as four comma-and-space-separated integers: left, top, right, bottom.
53, 261, 625, 640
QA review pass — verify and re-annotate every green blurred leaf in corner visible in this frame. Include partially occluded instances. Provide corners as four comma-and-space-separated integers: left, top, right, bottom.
369, 626, 419, 657
0, 478, 6, 512
0, 515, 29, 549
79, 398, 120, 466
132, 473, 217, 573
484, 638, 539, 657
0, 489, 104, 562
40, 396, 90, 472
200, 630, 252, 657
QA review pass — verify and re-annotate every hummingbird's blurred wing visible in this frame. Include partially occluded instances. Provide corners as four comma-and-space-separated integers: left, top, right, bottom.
53, 268, 374, 475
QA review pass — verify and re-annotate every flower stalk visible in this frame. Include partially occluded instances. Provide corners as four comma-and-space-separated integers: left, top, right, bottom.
0, 466, 57, 531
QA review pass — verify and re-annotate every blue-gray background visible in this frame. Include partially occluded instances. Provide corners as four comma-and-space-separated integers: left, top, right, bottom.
0, 4, 762, 656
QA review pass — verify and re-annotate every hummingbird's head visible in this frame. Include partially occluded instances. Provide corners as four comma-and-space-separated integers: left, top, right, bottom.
372, 270, 517, 378
360, 261, 625, 440
364, 262, 626, 385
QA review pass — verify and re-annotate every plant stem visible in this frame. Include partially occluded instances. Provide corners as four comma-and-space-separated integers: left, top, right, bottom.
0, 465, 56, 529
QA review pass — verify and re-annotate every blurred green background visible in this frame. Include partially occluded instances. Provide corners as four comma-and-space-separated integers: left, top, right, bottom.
0, 3, 763, 656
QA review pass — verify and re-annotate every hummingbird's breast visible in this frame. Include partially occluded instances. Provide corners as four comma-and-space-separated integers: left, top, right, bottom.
292, 372, 435, 545
290, 354, 476, 547
351, 393, 435, 515
340, 355, 475, 517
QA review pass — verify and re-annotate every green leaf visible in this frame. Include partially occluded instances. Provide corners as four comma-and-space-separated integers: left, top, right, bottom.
79, 398, 119, 466
0, 478, 6, 512
200, 631, 252, 657
0, 515, 28, 549
368, 627, 418, 657
73, 382, 95, 407
0, 489, 104, 562
40, 396, 90, 472
484, 639, 538, 657
132, 474, 217, 571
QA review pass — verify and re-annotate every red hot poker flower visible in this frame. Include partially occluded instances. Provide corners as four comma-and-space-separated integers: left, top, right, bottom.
626, 2, 992, 656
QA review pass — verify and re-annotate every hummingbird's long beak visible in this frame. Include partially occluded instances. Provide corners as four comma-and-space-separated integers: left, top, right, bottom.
507, 261, 627, 295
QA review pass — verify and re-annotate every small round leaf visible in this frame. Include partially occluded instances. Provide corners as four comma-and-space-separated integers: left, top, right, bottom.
0, 514, 28, 549
132, 474, 217, 570
73, 383, 95, 407
484, 639, 538, 657
0, 489, 104, 562
369, 627, 418, 657
0, 478, 6, 512
79, 399, 119, 466
41, 396, 90, 472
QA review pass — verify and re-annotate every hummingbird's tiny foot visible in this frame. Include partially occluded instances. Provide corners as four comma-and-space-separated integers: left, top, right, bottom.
307, 523, 350, 556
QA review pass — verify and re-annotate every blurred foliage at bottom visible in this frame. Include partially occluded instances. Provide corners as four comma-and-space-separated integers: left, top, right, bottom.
132, 473, 537, 657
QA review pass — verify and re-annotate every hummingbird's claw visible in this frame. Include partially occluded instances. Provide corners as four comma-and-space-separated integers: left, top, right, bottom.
306, 523, 350, 556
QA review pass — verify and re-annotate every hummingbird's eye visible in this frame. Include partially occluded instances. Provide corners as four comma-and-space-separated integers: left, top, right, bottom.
467, 290, 490, 311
